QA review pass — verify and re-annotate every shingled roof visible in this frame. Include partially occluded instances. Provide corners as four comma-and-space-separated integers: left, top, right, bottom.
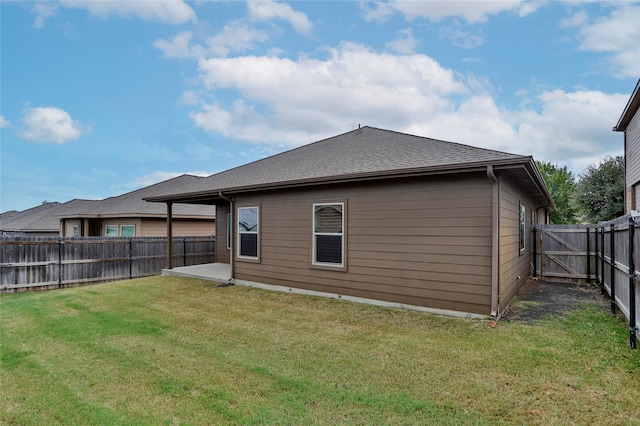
1, 176, 216, 235
146, 126, 553, 208
56, 175, 215, 219
0, 201, 83, 233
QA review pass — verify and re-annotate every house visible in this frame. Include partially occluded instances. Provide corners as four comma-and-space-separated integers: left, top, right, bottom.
56, 175, 216, 237
1, 202, 64, 237
146, 127, 554, 318
614, 79, 640, 214
1, 175, 216, 237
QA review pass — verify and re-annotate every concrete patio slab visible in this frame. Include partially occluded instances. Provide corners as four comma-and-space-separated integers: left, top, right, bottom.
162, 263, 231, 284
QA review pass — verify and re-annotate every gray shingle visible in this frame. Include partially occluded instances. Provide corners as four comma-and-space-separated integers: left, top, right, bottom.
149, 126, 528, 200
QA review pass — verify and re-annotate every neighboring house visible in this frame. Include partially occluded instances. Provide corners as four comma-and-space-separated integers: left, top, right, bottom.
1, 202, 63, 236
146, 126, 554, 318
1, 175, 216, 237
614, 79, 640, 214
56, 175, 216, 237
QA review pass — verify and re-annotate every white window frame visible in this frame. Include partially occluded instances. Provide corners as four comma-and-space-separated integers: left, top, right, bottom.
121, 225, 135, 238
237, 206, 259, 260
312, 202, 345, 268
106, 225, 118, 238
519, 203, 526, 255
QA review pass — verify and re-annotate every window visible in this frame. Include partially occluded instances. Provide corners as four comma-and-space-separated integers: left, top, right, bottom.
121, 225, 135, 237
106, 225, 118, 237
313, 203, 344, 267
519, 203, 526, 254
73, 225, 79, 237
238, 207, 259, 259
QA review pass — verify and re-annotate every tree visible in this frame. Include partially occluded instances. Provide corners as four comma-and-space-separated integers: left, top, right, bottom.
575, 156, 624, 223
537, 161, 579, 224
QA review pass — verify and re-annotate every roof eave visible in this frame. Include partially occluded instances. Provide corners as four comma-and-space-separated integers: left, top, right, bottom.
144, 157, 535, 204
613, 79, 640, 132
53, 213, 216, 220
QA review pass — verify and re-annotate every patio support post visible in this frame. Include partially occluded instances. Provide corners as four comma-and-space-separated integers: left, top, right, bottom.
532, 225, 537, 278
166, 201, 173, 270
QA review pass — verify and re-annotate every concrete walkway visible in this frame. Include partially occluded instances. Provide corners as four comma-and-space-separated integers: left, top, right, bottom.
162, 263, 231, 284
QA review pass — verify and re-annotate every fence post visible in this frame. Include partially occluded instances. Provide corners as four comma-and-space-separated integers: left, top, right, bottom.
128, 238, 133, 279
183, 238, 187, 267
611, 224, 616, 313
628, 216, 637, 350
595, 228, 599, 283
600, 227, 605, 287
532, 225, 537, 278
586, 227, 591, 283
58, 238, 63, 288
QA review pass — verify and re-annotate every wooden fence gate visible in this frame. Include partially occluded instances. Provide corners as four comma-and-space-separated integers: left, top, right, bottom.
535, 225, 594, 281
535, 219, 638, 349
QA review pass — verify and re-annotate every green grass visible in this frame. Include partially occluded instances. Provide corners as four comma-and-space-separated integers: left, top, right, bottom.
1, 276, 639, 425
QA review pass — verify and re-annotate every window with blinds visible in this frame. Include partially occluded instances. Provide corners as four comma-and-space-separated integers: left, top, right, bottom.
313, 203, 344, 266
238, 207, 259, 259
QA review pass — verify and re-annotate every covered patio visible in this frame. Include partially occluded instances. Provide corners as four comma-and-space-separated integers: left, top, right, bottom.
162, 263, 231, 284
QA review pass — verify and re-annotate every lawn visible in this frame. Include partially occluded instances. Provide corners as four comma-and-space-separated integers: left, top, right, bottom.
1, 276, 638, 425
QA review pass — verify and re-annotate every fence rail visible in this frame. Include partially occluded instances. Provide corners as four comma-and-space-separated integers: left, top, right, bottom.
535, 215, 638, 349
0, 236, 215, 292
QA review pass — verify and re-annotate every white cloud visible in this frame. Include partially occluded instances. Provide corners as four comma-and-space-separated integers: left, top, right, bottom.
439, 21, 484, 49
35, 0, 196, 26
248, 0, 313, 34
362, 0, 537, 23
0, 116, 10, 128
191, 42, 467, 145
154, 23, 269, 59
154, 31, 202, 59
206, 21, 269, 57
19, 106, 91, 144
510, 89, 627, 173
386, 28, 419, 54
31, 3, 58, 28
182, 41, 626, 176
574, 5, 640, 78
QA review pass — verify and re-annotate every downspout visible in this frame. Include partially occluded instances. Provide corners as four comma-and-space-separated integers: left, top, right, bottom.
218, 191, 235, 282
487, 165, 499, 318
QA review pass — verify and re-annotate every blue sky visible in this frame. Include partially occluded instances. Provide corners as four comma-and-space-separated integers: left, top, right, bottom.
1, 0, 639, 212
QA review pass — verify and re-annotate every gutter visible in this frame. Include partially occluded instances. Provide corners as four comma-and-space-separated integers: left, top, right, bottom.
218, 191, 235, 283
487, 165, 499, 318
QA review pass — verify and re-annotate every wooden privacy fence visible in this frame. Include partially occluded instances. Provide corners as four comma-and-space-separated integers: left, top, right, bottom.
534, 216, 638, 349
0, 236, 215, 293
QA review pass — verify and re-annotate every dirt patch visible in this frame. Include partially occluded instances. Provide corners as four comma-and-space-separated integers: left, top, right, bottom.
501, 278, 610, 324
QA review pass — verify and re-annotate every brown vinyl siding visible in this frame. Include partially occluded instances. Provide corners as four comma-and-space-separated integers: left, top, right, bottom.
498, 177, 535, 313
626, 112, 640, 212
233, 173, 494, 315
140, 219, 215, 237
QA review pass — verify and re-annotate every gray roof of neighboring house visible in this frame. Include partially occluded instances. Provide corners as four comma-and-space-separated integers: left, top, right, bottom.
1, 175, 215, 233
1, 202, 67, 232
146, 126, 554, 208
614, 79, 640, 132
57, 175, 215, 219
